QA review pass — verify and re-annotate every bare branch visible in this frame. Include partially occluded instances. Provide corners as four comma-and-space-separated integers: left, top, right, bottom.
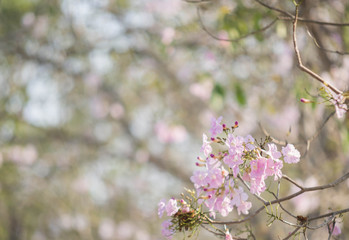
306, 28, 349, 55
197, 7, 278, 43
254, 0, 349, 27
210, 171, 349, 225
292, 4, 343, 95
304, 111, 335, 156
258, 122, 287, 146
282, 226, 302, 240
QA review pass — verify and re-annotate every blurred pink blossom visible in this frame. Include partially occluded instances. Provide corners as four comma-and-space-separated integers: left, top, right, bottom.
146, 0, 182, 19
289, 177, 319, 214
33, 15, 49, 38
218, 31, 231, 48
281, 144, 300, 164
84, 73, 102, 91
225, 230, 234, 240
161, 27, 176, 45
210, 116, 223, 137
72, 177, 89, 193
115, 221, 135, 239
98, 218, 116, 240
165, 198, 179, 216
59, 214, 88, 232
109, 102, 124, 119
329, 92, 347, 119
0, 152, 3, 167
158, 199, 166, 218
7, 144, 37, 165
329, 223, 341, 236
189, 81, 213, 101
201, 134, 212, 157
22, 12, 36, 27
135, 149, 149, 163
90, 96, 109, 119
154, 122, 187, 143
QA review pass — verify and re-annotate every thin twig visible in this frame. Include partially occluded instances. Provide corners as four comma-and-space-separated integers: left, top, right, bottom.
238, 174, 266, 204
270, 190, 297, 219
292, 4, 343, 95
197, 7, 278, 43
304, 111, 335, 156
282, 226, 302, 240
307, 215, 335, 230
282, 175, 303, 189
210, 172, 349, 225
253, 0, 349, 27
306, 28, 349, 55
279, 16, 349, 27
253, 0, 292, 18
258, 122, 287, 146
308, 207, 349, 222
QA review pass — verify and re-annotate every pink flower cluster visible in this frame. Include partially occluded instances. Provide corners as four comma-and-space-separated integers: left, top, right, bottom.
158, 198, 190, 239
330, 92, 348, 119
158, 117, 301, 239
192, 117, 300, 217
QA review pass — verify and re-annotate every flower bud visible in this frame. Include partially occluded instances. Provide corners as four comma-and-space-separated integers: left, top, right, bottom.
300, 98, 313, 103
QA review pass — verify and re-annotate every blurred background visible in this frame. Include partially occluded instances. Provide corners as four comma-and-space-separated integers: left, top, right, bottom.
0, 0, 348, 239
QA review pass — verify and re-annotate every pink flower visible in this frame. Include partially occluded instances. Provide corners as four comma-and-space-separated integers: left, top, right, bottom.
237, 201, 252, 215
300, 98, 312, 103
161, 220, 174, 239
264, 143, 281, 160
266, 158, 283, 180
231, 187, 248, 206
161, 27, 175, 45
282, 144, 300, 164
250, 177, 266, 195
250, 158, 267, 179
190, 170, 207, 189
210, 116, 223, 137
205, 167, 227, 189
181, 204, 190, 213
330, 92, 348, 119
158, 199, 166, 218
201, 134, 212, 157
225, 230, 234, 240
329, 223, 341, 236
155, 122, 187, 144
165, 199, 179, 216
244, 135, 255, 151
206, 156, 221, 170
214, 196, 233, 217
231, 186, 251, 214
226, 134, 244, 158
334, 101, 347, 119
223, 154, 243, 178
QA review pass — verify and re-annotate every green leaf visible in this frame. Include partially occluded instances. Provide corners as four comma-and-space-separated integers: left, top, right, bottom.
210, 83, 225, 110
234, 83, 246, 106
212, 83, 225, 98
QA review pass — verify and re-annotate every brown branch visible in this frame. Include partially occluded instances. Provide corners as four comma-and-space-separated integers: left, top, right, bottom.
279, 16, 349, 27
197, 7, 278, 43
209, 171, 349, 225
282, 225, 303, 240
309, 208, 349, 222
306, 28, 349, 55
254, 0, 349, 27
258, 122, 287, 146
304, 111, 335, 156
292, 4, 342, 95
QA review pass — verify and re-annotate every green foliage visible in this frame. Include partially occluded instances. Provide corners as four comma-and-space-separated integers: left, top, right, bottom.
234, 82, 246, 106
0, 0, 34, 33
220, 4, 272, 42
210, 83, 225, 110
